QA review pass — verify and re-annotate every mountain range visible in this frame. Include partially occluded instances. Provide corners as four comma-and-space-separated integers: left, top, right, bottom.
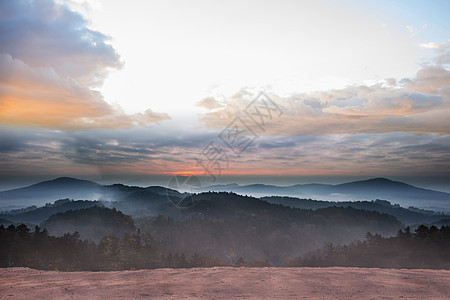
205, 178, 450, 212
0, 177, 449, 213
1, 177, 450, 265
0, 177, 180, 210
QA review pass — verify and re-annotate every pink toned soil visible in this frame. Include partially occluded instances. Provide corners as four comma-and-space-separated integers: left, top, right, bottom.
1, 267, 449, 299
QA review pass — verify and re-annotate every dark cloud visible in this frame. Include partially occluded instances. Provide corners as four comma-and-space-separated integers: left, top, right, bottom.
1, 125, 449, 181
0, 0, 120, 86
0, 126, 222, 172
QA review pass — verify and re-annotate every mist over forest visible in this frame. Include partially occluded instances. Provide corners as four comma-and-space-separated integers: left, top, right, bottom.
1, 177, 449, 270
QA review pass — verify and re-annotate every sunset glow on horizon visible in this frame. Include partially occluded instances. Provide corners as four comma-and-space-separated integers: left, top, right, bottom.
1, 0, 449, 191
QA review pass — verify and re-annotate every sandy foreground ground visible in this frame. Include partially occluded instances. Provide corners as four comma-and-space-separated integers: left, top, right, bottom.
0, 267, 449, 299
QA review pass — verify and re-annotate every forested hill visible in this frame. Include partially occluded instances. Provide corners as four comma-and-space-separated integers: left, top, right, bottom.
262, 196, 448, 225
1, 190, 449, 269
141, 192, 402, 265
41, 206, 136, 243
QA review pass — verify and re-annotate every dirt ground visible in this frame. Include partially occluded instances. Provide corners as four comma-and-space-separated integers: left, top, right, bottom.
1, 267, 449, 299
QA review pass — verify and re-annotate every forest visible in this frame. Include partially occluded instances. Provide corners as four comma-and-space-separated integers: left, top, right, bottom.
1, 193, 449, 270
0, 223, 258, 271
1, 222, 449, 271
286, 225, 450, 269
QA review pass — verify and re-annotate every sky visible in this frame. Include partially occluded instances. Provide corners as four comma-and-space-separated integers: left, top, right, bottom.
0, 0, 449, 191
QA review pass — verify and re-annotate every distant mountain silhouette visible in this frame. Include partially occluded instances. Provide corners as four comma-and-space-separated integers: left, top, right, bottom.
325, 178, 450, 211
28, 177, 101, 189
0, 177, 104, 209
206, 178, 450, 212
0, 177, 182, 210
1, 177, 449, 213
332, 178, 422, 193
203, 183, 240, 189
0, 199, 104, 224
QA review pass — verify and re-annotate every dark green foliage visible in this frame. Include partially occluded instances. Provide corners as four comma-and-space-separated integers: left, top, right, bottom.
0, 224, 97, 270
0, 224, 232, 271
41, 206, 135, 242
286, 225, 450, 269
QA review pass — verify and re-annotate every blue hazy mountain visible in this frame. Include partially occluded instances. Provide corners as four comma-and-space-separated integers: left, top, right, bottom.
205, 178, 450, 212
0, 177, 179, 210
1, 177, 449, 213
0, 177, 104, 209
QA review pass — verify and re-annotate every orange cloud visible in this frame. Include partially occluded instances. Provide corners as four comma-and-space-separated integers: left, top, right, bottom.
0, 0, 170, 130
196, 97, 225, 110
0, 54, 169, 130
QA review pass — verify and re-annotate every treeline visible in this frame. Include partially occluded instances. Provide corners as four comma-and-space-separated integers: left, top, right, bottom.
0, 224, 268, 271
286, 225, 450, 269
2, 223, 450, 270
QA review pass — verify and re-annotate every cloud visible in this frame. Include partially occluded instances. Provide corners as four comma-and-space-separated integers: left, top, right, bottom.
406, 66, 450, 95
0, 125, 225, 178
197, 59, 450, 136
420, 40, 449, 50
196, 97, 225, 110
420, 40, 450, 66
1, 124, 449, 180
0, 0, 169, 130
230, 133, 450, 176
0, 0, 120, 87
405, 25, 419, 36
